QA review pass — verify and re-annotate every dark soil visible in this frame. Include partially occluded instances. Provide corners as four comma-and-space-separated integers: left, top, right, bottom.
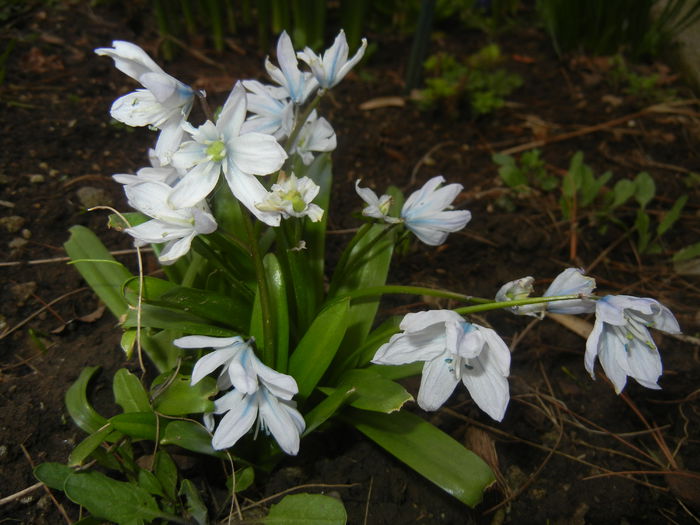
2, 3, 699, 524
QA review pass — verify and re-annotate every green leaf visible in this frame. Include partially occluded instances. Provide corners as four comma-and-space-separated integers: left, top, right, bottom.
264, 493, 347, 525
63, 471, 163, 524
152, 373, 216, 416
635, 209, 651, 253
109, 412, 160, 441
673, 241, 700, 263
138, 469, 165, 497
120, 329, 137, 359
113, 369, 151, 413
611, 179, 636, 209
180, 479, 208, 525
303, 385, 356, 436
321, 369, 412, 413
347, 409, 494, 507
160, 420, 222, 457
369, 362, 423, 380
34, 462, 73, 490
264, 253, 290, 372
107, 211, 148, 231
123, 303, 236, 337
288, 298, 351, 399
65, 366, 108, 434
634, 171, 656, 208
657, 195, 687, 237
140, 329, 182, 373
124, 277, 252, 333
299, 153, 333, 325
154, 450, 178, 501
332, 224, 395, 370
68, 424, 116, 467
231, 466, 255, 492
64, 225, 133, 318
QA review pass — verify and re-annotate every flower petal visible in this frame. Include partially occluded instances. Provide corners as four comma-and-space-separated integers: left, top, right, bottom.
417, 354, 460, 411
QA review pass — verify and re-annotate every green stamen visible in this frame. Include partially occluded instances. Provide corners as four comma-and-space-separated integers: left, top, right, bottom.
206, 140, 226, 162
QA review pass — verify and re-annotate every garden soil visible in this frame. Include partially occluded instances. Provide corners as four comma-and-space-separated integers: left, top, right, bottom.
1, 3, 699, 524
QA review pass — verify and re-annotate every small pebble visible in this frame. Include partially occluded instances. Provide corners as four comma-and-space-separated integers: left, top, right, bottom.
29, 174, 45, 183
21, 228, 31, 239
76, 186, 113, 209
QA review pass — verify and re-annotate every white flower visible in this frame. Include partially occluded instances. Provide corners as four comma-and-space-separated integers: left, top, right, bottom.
113, 149, 182, 187
400, 176, 471, 246
174, 335, 304, 454
372, 310, 510, 421
297, 30, 368, 89
169, 82, 287, 226
123, 181, 216, 264
289, 110, 337, 165
585, 295, 681, 393
495, 276, 538, 316
240, 80, 294, 140
496, 268, 596, 318
543, 268, 596, 314
355, 180, 401, 223
209, 386, 305, 454
265, 31, 319, 104
255, 173, 324, 222
95, 41, 196, 164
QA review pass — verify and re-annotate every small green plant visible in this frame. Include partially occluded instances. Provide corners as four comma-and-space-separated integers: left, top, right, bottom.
494, 149, 558, 192
419, 44, 522, 116
608, 55, 676, 103
560, 153, 687, 254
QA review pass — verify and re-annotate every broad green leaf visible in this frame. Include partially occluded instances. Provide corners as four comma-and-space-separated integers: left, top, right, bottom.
493, 153, 526, 188
107, 211, 148, 231
180, 479, 208, 525
303, 385, 356, 436
123, 303, 236, 337
123, 276, 177, 304
64, 225, 133, 319
34, 462, 73, 490
634, 171, 656, 208
63, 471, 163, 524
673, 241, 700, 263
635, 209, 651, 253
657, 195, 687, 237
68, 424, 116, 467
303, 153, 333, 314
611, 179, 635, 209
65, 366, 108, 434
350, 315, 401, 371
160, 420, 221, 457
264, 253, 289, 372
347, 409, 494, 507
231, 466, 255, 492
154, 450, 178, 501
152, 373, 216, 415
320, 369, 412, 413
113, 369, 151, 413
369, 362, 423, 380
264, 493, 347, 525
140, 329, 182, 373
331, 224, 395, 370
120, 329, 137, 358
160, 285, 252, 332
124, 277, 252, 332
138, 469, 164, 497
288, 298, 351, 399
109, 412, 160, 441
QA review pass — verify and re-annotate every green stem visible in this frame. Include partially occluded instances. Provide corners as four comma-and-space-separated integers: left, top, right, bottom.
243, 213, 275, 367
328, 223, 371, 294
341, 285, 486, 304
454, 294, 590, 315
284, 92, 323, 155
191, 237, 253, 302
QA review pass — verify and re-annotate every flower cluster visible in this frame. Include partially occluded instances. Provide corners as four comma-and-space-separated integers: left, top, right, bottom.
174, 335, 305, 454
97, 30, 366, 263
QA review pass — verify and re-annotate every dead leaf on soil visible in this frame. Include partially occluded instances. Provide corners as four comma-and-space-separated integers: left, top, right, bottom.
23, 47, 64, 73
464, 426, 503, 486
547, 313, 592, 339
359, 96, 405, 111
665, 472, 700, 509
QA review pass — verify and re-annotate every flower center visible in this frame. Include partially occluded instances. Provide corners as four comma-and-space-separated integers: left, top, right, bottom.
282, 189, 306, 212
206, 140, 226, 162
